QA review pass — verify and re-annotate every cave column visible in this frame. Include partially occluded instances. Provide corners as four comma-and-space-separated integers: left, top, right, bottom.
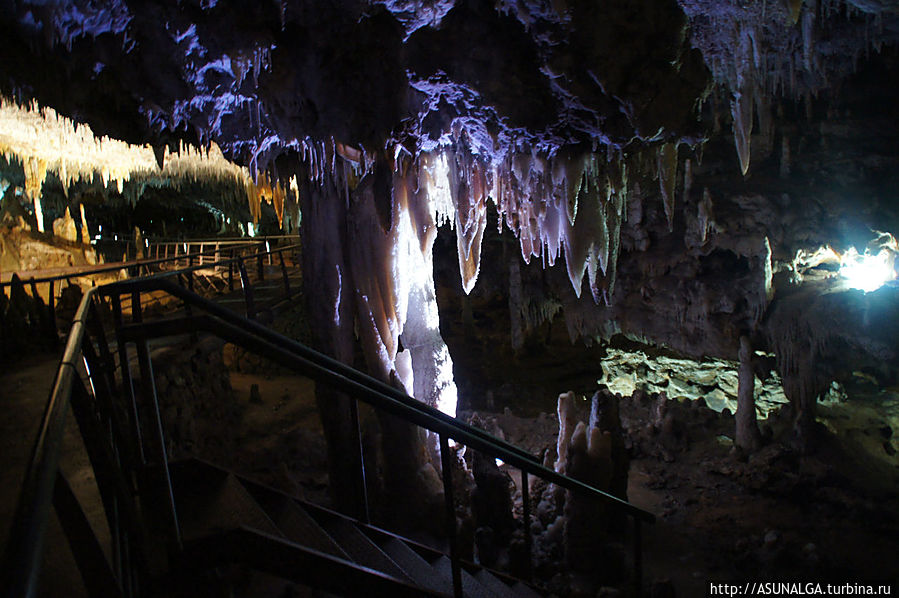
349, 157, 458, 531
299, 174, 367, 519
735, 335, 762, 451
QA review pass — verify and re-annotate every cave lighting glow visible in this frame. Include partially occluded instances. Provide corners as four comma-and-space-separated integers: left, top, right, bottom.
839, 247, 896, 292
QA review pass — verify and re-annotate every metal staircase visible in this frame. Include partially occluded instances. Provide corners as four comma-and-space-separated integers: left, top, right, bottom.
168, 458, 539, 597
1, 260, 655, 598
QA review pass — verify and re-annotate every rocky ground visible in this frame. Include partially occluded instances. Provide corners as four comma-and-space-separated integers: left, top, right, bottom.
463, 385, 899, 596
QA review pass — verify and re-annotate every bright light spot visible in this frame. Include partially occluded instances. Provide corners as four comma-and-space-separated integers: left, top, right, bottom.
247, 222, 256, 237
495, 458, 505, 467
840, 247, 895, 292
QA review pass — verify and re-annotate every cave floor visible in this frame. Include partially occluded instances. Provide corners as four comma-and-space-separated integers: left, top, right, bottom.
466, 391, 899, 595
4, 341, 899, 597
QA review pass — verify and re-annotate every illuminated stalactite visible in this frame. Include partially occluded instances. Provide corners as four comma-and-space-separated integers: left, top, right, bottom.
0, 97, 292, 229
23, 157, 47, 233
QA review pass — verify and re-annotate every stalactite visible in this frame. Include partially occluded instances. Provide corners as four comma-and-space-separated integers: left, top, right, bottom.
731, 87, 753, 176
657, 143, 677, 231
0, 96, 263, 206
698, 188, 714, 245
447, 146, 488, 294
754, 88, 774, 157
563, 157, 605, 299
802, 0, 816, 73
780, 135, 791, 177
23, 157, 47, 233
682, 158, 693, 208
787, 0, 802, 25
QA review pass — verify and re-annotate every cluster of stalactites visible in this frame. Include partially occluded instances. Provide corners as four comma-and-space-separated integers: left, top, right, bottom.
245, 172, 294, 228
695, 0, 893, 177
0, 96, 291, 221
422, 144, 632, 302
293, 137, 702, 304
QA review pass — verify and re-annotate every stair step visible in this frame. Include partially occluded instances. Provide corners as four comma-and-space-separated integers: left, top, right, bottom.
474, 570, 521, 598
512, 581, 543, 597
243, 484, 350, 561
433, 556, 502, 598
379, 538, 448, 594
169, 461, 283, 542
239, 570, 343, 598
309, 514, 413, 584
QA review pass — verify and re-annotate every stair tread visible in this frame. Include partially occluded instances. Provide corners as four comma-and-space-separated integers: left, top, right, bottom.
512, 581, 543, 598
311, 514, 413, 583
433, 556, 501, 598
170, 461, 283, 542
380, 538, 448, 594
474, 569, 521, 598
243, 484, 350, 560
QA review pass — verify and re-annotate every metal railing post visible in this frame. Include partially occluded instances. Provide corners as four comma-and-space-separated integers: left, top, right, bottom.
110, 294, 145, 466
228, 249, 235, 292
131, 293, 182, 551
257, 244, 264, 281
47, 280, 58, 346
237, 257, 256, 320
186, 254, 194, 292
633, 518, 643, 597
278, 250, 290, 298
521, 469, 532, 580
349, 399, 369, 525
439, 434, 462, 598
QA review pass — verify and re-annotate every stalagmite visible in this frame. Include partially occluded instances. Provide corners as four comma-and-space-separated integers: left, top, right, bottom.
79, 204, 90, 244
735, 335, 762, 451
555, 391, 577, 474
559, 389, 626, 574
657, 143, 678, 231
52, 207, 78, 243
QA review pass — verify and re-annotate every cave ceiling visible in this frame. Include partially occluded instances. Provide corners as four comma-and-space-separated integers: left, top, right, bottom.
3, 0, 899, 377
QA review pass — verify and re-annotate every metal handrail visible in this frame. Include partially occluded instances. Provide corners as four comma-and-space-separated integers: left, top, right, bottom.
108, 278, 541, 469
0, 241, 284, 288
4, 259, 654, 598
2, 243, 310, 598
1, 288, 97, 598
105, 277, 654, 523
107, 278, 655, 597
